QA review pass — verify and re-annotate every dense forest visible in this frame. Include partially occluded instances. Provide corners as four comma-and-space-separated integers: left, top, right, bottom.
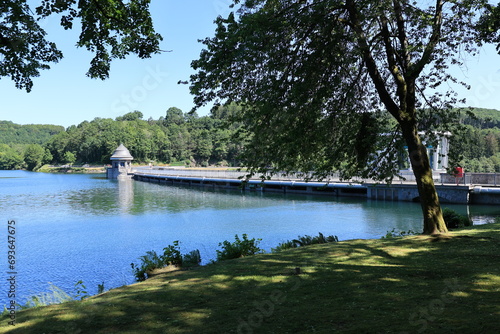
0, 107, 499, 172
0, 121, 65, 170
452, 108, 500, 172
0, 105, 246, 170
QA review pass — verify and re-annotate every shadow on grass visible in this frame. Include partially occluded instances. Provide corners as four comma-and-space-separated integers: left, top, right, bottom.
2, 224, 499, 334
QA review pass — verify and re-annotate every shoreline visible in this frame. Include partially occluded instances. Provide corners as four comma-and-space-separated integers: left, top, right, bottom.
2, 222, 498, 333
36, 165, 106, 174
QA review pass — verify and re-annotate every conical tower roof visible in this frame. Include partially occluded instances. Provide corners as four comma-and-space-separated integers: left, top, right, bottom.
110, 144, 133, 161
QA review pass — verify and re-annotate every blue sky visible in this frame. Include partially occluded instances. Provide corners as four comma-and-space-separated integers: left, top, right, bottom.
0, 0, 234, 127
1, 0, 500, 128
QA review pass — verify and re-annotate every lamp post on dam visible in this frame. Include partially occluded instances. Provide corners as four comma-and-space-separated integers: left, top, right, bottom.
106, 144, 135, 179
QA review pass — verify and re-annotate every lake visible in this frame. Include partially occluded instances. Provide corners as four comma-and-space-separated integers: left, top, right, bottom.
1, 170, 498, 307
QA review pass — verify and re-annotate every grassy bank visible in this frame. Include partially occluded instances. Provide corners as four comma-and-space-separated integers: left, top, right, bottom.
2, 223, 499, 333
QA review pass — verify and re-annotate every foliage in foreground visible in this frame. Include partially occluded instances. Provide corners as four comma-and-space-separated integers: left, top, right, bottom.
2, 280, 92, 315
272, 232, 339, 252
133, 233, 343, 281
381, 228, 419, 239
442, 208, 473, 229
2, 223, 499, 334
1, 0, 162, 91
215, 234, 264, 261
131, 241, 202, 281
381, 208, 472, 237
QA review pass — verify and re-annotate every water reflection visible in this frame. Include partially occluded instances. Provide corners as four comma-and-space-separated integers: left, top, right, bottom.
117, 179, 134, 214
55, 176, 500, 225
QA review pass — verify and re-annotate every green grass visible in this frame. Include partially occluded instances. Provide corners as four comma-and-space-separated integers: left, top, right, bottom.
2, 223, 499, 333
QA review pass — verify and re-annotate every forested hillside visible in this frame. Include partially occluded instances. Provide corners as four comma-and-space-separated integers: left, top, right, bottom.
0, 122, 65, 170
45, 106, 245, 167
452, 108, 500, 172
0, 121, 64, 144
0, 105, 246, 170
1, 106, 499, 172
462, 108, 500, 129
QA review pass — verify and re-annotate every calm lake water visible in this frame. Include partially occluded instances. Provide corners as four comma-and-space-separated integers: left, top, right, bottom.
0, 170, 498, 306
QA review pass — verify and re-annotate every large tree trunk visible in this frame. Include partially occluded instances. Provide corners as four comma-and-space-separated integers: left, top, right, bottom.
402, 125, 448, 235
346, 0, 448, 234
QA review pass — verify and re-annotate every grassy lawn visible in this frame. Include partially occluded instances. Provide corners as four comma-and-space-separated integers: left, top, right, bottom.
2, 223, 499, 333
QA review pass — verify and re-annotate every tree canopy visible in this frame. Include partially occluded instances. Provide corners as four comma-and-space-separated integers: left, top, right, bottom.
190, 0, 500, 234
40, 106, 245, 166
0, 121, 64, 144
0, 0, 162, 91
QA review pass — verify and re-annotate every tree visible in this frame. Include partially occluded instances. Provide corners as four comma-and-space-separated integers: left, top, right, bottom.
45, 131, 70, 163
190, 0, 498, 234
485, 132, 499, 157
63, 151, 76, 166
0, 144, 24, 170
43, 149, 53, 165
23, 144, 45, 171
165, 107, 185, 126
1, 0, 162, 92
192, 129, 213, 165
116, 111, 144, 122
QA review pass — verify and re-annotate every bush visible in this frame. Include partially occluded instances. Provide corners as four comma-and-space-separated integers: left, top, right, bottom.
182, 249, 202, 267
131, 242, 201, 281
272, 232, 339, 252
4, 280, 93, 313
381, 228, 419, 239
216, 234, 264, 261
442, 208, 472, 229
272, 240, 297, 252
131, 250, 164, 281
162, 241, 182, 266
19, 284, 73, 309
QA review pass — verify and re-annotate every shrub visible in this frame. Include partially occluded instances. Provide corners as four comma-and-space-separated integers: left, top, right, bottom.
162, 241, 182, 266
97, 282, 105, 294
442, 208, 472, 229
216, 234, 264, 261
381, 228, 419, 239
131, 250, 164, 281
73, 280, 90, 301
272, 240, 297, 252
6, 280, 92, 313
18, 284, 73, 309
131, 242, 201, 281
272, 232, 339, 252
182, 249, 202, 267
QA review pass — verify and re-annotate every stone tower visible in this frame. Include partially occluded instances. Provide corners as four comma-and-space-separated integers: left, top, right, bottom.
107, 143, 134, 179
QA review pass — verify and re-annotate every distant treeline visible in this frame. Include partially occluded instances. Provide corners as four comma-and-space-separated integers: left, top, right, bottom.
453, 126, 500, 173
0, 106, 499, 172
0, 121, 65, 170
0, 121, 64, 145
448, 108, 500, 172
0, 105, 246, 171
461, 108, 500, 129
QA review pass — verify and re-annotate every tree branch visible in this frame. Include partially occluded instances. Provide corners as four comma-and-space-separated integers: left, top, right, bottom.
408, 0, 444, 79
346, 0, 401, 120
393, 0, 410, 71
